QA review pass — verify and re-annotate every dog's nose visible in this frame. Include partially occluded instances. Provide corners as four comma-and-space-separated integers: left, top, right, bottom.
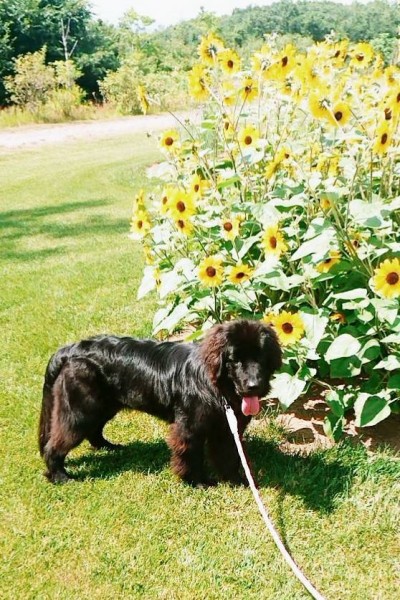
246, 381, 259, 392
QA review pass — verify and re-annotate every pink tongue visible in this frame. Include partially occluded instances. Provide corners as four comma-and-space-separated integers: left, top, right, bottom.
241, 396, 260, 416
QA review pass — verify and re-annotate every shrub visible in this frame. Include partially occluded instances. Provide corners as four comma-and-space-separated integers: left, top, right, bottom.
4, 49, 87, 122
132, 34, 400, 437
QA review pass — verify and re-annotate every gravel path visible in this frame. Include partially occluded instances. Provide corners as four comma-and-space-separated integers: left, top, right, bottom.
0, 112, 195, 150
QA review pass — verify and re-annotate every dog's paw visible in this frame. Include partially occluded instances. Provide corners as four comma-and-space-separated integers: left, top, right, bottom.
45, 470, 72, 484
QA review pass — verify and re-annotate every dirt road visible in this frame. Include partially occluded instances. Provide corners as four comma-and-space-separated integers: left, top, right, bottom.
0, 112, 195, 150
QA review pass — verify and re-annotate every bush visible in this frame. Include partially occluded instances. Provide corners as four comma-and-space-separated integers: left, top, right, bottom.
99, 53, 190, 115
3, 49, 88, 123
132, 34, 400, 437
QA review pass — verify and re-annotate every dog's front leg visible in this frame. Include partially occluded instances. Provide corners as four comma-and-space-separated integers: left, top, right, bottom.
168, 421, 211, 488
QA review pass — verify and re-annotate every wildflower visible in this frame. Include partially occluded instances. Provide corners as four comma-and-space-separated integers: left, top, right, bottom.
175, 217, 194, 237
169, 190, 196, 220
372, 121, 392, 155
221, 217, 241, 241
350, 42, 375, 68
372, 258, 400, 299
328, 101, 352, 127
198, 256, 224, 287
317, 250, 341, 273
240, 76, 258, 102
262, 224, 287, 257
238, 124, 259, 148
219, 49, 241, 74
330, 312, 346, 324
136, 85, 149, 115
188, 64, 210, 101
130, 210, 151, 238
160, 129, 180, 152
228, 263, 253, 284
198, 34, 224, 65
189, 173, 209, 197
160, 186, 176, 214
269, 311, 305, 346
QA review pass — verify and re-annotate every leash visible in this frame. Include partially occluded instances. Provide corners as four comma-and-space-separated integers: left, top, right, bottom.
224, 402, 326, 600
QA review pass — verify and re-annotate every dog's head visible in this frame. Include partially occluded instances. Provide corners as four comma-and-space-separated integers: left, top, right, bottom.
200, 319, 282, 416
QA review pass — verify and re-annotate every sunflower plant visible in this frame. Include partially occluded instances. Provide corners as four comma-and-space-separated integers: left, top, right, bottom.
132, 34, 400, 437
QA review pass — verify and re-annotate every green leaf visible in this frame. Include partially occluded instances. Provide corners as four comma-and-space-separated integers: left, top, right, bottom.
325, 334, 361, 362
375, 356, 400, 371
359, 339, 381, 364
269, 373, 307, 408
329, 356, 362, 378
354, 395, 391, 427
387, 373, 400, 390
323, 413, 345, 442
325, 391, 345, 417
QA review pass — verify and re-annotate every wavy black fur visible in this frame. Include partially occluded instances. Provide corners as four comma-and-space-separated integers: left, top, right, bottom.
39, 319, 281, 486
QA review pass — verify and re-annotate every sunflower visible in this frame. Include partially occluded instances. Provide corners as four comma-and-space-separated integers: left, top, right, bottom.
372, 258, 400, 299
221, 216, 241, 241
350, 42, 375, 68
130, 210, 151, 238
160, 129, 180, 152
221, 81, 236, 106
309, 91, 331, 121
238, 124, 259, 148
316, 250, 341, 273
160, 186, 177, 214
198, 34, 224, 65
265, 147, 291, 179
190, 173, 209, 197
320, 196, 332, 211
219, 49, 241, 74
330, 312, 346, 324
136, 85, 149, 115
188, 64, 210, 102
169, 190, 196, 220
228, 263, 253, 284
270, 311, 305, 346
372, 121, 393, 155
328, 101, 352, 127
270, 44, 296, 81
240, 76, 258, 102
262, 224, 288, 257
198, 256, 224, 287
133, 188, 146, 211
175, 217, 194, 237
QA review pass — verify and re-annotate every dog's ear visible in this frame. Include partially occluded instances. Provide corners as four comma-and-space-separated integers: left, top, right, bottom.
260, 323, 282, 372
200, 324, 228, 386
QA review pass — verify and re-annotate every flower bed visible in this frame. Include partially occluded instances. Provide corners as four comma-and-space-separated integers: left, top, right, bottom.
131, 35, 400, 438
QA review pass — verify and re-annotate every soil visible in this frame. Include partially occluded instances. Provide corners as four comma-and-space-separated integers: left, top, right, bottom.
273, 395, 400, 456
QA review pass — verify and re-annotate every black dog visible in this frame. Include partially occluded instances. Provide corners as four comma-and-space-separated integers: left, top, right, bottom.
39, 319, 281, 486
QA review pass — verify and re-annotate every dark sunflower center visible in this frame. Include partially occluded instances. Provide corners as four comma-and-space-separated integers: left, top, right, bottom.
324, 258, 332, 264
244, 135, 253, 145
334, 50, 341, 58
384, 108, 392, 120
162, 196, 168, 205
236, 272, 245, 279
282, 322, 293, 334
194, 184, 200, 192
245, 86, 252, 94
176, 201, 186, 212
223, 222, 233, 231
282, 56, 288, 67
386, 272, 399, 285
137, 220, 143, 229
356, 54, 364, 62
396, 92, 400, 103
227, 60, 234, 69
270, 236, 277, 249
165, 137, 174, 146
177, 220, 184, 229
206, 266, 217, 277
335, 111, 343, 122
381, 133, 388, 144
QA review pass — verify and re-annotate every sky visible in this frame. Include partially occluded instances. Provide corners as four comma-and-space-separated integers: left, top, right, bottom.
89, 0, 361, 28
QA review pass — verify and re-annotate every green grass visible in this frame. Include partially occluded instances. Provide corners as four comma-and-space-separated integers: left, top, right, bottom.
0, 134, 399, 600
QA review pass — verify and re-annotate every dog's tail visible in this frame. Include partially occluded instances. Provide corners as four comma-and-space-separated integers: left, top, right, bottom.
38, 346, 73, 456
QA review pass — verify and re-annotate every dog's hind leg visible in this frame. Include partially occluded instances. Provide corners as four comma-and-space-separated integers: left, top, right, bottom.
168, 422, 211, 488
207, 418, 249, 486
86, 417, 122, 451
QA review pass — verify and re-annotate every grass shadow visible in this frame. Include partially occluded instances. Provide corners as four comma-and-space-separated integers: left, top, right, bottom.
67, 439, 170, 481
247, 436, 355, 513
1, 199, 128, 262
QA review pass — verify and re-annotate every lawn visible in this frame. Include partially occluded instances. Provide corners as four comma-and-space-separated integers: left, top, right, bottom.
0, 133, 399, 600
